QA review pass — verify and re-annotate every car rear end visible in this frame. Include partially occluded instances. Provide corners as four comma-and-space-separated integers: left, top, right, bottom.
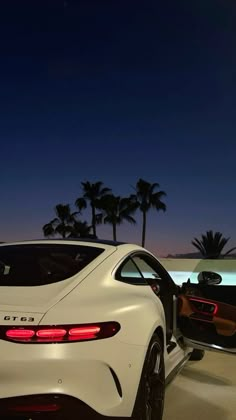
0, 240, 147, 419
0, 241, 118, 419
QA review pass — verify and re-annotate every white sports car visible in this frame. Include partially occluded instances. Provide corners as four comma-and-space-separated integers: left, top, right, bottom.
0, 239, 235, 420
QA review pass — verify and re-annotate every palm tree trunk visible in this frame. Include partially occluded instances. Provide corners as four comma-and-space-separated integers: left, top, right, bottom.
142, 211, 146, 247
113, 223, 117, 241
91, 205, 96, 237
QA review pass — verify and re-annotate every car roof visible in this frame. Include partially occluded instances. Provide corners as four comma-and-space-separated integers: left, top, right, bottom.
0, 239, 147, 257
59, 238, 126, 246
0, 238, 127, 248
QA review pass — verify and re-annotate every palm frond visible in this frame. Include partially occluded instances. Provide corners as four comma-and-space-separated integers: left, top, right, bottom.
75, 197, 87, 211
192, 230, 235, 258
122, 214, 136, 224
224, 246, 236, 256
191, 238, 206, 255
42, 222, 56, 237
43, 203, 79, 238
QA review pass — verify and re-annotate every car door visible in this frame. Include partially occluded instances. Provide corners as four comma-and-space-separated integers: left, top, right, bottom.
178, 270, 236, 354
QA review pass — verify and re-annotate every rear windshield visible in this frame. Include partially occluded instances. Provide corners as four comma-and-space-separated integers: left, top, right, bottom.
0, 244, 104, 286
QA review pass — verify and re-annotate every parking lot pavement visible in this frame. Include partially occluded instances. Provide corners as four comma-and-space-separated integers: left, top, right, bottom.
163, 351, 236, 420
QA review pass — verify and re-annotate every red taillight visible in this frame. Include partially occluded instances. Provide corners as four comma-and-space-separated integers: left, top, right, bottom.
69, 326, 101, 340
2, 322, 120, 344
36, 329, 67, 338
6, 329, 35, 339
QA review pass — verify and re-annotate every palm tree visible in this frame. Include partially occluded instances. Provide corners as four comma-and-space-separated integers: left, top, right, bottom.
192, 230, 236, 259
43, 204, 78, 239
132, 178, 167, 247
98, 194, 137, 241
69, 220, 92, 238
75, 181, 111, 238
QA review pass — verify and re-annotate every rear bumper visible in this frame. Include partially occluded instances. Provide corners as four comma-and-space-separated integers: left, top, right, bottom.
0, 393, 128, 419
0, 338, 146, 417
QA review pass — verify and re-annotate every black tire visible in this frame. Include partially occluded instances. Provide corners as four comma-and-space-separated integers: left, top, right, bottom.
189, 349, 205, 361
132, 334, 165, 420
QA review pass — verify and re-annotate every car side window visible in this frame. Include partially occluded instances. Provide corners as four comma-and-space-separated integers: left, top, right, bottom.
132, 256, 162, 279
133, 253, 178, 293
115, 257, 148, 285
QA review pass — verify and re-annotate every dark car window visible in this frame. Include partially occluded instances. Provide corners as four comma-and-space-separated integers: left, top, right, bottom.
0, 244, 104, 286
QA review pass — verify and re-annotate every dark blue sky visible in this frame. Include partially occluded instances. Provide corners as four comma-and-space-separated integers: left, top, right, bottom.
1, 0, 236, 255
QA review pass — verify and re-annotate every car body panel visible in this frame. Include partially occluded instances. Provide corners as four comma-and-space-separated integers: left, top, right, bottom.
0, 336, 146, 416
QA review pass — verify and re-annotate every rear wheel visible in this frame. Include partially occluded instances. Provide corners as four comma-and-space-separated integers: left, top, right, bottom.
132, 334, 165, 420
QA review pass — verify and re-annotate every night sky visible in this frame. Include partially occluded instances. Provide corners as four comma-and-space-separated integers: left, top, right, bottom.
1, 0, 236, 256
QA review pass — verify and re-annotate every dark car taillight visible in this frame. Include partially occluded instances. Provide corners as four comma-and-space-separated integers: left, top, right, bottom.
0, 322, 120, 343
10, 403, 61, 412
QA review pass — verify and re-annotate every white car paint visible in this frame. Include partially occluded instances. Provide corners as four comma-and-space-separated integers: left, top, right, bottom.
0, 240, 191, 418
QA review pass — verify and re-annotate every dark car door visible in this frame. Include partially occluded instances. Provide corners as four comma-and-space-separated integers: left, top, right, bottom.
178, 274, 236, 354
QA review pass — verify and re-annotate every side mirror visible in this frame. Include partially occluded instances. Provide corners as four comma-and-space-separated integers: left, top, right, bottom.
198, 271, 222, 285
